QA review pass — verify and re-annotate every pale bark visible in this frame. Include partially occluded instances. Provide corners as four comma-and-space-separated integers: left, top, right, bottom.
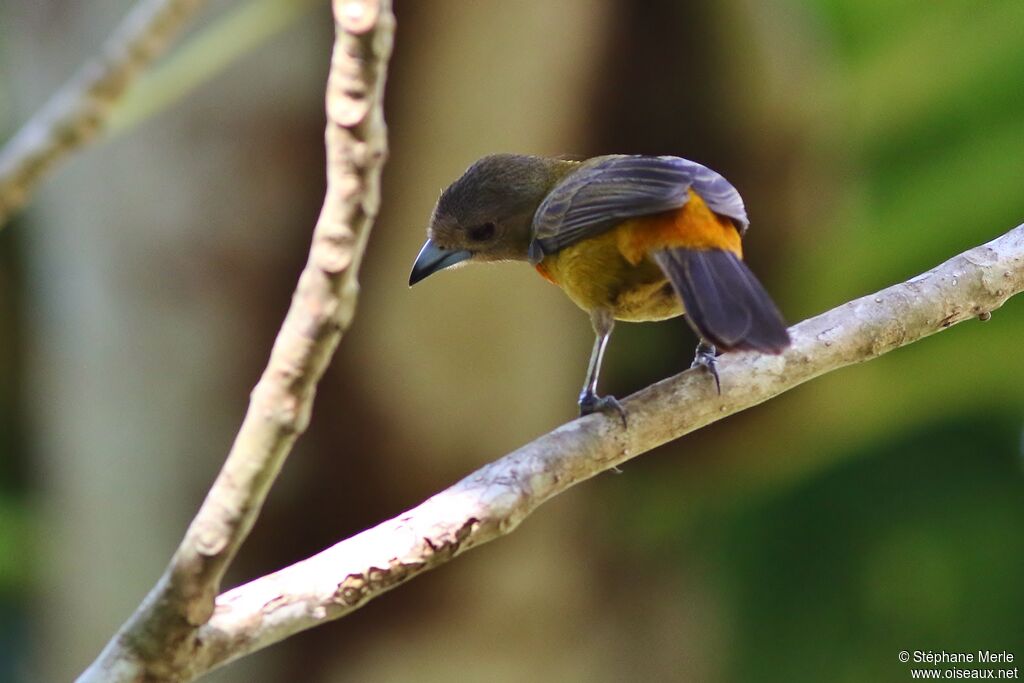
75, 0, 394, 681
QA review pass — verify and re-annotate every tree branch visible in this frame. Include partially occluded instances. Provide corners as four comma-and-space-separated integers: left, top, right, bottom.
0, 0, 210, 228
75, 1, 394, 681
183, 223, 1021, 678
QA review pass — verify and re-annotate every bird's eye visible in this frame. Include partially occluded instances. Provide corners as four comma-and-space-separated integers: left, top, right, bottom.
468, 222, 496, 242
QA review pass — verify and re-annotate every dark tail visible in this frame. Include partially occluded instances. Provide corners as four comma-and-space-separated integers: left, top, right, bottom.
652, 248, 790, 353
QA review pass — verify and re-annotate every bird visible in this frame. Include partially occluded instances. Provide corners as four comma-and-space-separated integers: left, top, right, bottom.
409, 153, 790, 422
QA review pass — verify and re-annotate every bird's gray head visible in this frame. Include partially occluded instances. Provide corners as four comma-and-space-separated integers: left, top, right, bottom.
409, 154, 574, 285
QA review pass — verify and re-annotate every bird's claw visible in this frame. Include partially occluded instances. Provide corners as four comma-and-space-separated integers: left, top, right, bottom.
691, 343, 721, 394
578, 392, 628, 427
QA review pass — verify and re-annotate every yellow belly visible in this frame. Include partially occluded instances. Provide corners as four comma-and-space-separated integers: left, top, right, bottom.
537, 227, 683, 322
533, 192, 743, 322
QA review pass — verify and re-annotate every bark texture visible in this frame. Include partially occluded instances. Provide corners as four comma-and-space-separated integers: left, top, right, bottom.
75, 1, 394, 680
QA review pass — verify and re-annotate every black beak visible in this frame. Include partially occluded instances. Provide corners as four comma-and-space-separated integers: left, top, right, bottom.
409, 239, 472, 286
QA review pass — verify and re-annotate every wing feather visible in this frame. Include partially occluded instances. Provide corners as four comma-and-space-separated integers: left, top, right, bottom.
528, 155, 748, 263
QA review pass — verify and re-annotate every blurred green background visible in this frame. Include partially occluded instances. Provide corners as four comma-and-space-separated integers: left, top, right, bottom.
0, 1, 1022, 681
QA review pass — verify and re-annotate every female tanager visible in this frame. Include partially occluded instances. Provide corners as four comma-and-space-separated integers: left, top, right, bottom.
410, 154, 790, 421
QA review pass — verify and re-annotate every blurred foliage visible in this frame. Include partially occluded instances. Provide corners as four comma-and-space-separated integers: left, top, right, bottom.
598, 1, 1024, 680
110, 0, 318, 134
0, 492, 31, 596
0, 209, 27, 682
718, 417, 1023, 681
0, 23, 29, 652
802, 0, 1024, 294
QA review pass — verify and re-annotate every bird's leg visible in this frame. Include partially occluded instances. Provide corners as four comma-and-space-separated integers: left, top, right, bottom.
578, 309, 626, 426
691, 340, 721, 394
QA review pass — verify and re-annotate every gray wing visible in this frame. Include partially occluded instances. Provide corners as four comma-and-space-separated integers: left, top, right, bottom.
528, 155, 748, 264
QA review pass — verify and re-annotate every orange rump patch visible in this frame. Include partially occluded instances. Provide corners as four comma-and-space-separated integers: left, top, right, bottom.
534, 261, 557, 284
616, 190, 743, 265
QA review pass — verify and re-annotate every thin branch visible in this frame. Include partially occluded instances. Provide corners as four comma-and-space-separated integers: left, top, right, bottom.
0, 0, 210, 228
177, 224, 1022, 678
76, 1, 394, 681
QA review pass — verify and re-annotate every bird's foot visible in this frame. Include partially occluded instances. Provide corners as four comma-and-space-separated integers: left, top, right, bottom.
691, 341, 721, 394
578, 391, 627, 427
